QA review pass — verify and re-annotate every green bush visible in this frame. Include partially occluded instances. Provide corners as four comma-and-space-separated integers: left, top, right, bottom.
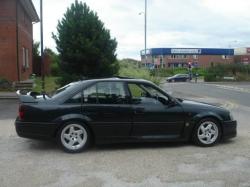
204, 72, 219, 82
118, 60, 161, 85
51, 61, 60, 76
0, 77, 12, 91
204, 64, 250, 82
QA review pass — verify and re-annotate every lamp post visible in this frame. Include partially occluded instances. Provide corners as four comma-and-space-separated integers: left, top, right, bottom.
139, 0, 147, 67
40, 0, 45, 93
144, 0, 147, 67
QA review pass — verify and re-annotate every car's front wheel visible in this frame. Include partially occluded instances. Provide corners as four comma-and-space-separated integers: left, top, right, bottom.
57, 122, 90, 153
193, 118, 221, 146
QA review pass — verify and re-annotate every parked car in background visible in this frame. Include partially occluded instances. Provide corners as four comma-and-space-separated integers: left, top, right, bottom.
167, 74, 190, 82
15, 78, 237, 153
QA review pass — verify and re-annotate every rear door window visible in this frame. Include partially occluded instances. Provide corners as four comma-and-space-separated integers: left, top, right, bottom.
83, 82, 129, 104
97, 82, 128, 104
83, 84, 98, 104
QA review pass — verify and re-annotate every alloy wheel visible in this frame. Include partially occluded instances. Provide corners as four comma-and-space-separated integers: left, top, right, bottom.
197, 121, 219, 145
60, 124, 87, 151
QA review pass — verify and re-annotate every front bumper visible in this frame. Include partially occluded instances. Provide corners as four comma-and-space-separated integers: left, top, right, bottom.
222, 120, 237, 140
15, 118, 58, 140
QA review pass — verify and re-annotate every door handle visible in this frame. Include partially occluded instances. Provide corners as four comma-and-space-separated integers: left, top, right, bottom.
134, 107, 145, 114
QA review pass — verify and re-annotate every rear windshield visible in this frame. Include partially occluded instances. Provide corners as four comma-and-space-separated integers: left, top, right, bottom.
51, 82, 82, 99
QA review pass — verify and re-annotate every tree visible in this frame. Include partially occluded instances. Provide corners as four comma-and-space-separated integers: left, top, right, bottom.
52, 0, 119, 85
32, 41, 42, 76
44, 48, 60, 76
33, 41, 40, 58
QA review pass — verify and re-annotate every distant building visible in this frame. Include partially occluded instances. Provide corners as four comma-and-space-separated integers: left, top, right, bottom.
141, 48, 234, 68
234, 47, 250, 65
0, 0, 39, 82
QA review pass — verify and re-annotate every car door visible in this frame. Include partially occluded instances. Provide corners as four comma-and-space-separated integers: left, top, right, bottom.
82, 81, 133, 138
128, 83, 185, 138
175, 75, 181, 82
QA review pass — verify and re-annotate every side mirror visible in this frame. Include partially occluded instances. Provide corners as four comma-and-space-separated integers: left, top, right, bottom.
158, 96, 169, 105
168, 99, 177, 107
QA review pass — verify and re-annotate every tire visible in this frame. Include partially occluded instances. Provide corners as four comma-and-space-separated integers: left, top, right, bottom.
57, 121, 91, 153
192, 118, 221, 147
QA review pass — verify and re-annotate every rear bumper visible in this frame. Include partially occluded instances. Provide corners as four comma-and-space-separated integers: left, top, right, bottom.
15, 118, 58, 140
222, 120, 237, 140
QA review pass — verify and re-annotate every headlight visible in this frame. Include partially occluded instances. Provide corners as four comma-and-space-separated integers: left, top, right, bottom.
229, 113, 234, 120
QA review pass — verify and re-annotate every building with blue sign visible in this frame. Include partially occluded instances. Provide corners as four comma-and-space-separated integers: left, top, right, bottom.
141, 48, 234, 68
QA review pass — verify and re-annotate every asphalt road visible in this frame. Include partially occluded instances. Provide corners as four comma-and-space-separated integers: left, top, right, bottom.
0, 82, 250, 187
163, 82, 250, 107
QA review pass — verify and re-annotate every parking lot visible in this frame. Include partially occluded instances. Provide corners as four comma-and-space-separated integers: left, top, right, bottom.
1, 82, 250, 187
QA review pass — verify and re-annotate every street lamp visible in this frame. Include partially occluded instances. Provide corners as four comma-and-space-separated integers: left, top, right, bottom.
139, 0, 147, 67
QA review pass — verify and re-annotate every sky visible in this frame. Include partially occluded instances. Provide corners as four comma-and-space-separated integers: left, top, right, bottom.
32, 0, 250, 60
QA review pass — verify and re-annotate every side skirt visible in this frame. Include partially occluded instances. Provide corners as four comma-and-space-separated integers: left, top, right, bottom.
95, 135, 188, 145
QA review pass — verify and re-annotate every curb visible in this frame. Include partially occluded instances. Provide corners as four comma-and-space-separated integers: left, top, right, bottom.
0, 96, 18, 100
0, 92, 18, 100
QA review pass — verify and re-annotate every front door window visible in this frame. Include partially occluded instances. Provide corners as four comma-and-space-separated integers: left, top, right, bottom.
128, 83, 169, 105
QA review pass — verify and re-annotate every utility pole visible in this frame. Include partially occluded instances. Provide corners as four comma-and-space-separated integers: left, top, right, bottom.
40, 0, 45, 93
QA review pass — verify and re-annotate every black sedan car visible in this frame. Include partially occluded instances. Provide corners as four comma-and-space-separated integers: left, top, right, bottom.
167, 74, 190, 82
15, 78, 237, 153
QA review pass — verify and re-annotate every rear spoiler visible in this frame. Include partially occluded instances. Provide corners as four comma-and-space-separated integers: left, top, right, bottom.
16, 90, 39, 103
18, 95, 38, 103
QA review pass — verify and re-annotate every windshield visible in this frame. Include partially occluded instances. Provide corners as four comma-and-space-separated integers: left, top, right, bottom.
173, 74, 181, 77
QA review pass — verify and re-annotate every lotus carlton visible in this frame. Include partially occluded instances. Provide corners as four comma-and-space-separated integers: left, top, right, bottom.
15, 78, 237, 153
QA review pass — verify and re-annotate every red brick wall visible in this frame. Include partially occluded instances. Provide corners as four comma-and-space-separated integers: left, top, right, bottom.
197, 55, 233, 68
0, 0, 18, 81
0, 0, 34, 82
17, 0, 33, 81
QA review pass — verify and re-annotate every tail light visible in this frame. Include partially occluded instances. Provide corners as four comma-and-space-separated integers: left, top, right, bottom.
19, 105, 25, 120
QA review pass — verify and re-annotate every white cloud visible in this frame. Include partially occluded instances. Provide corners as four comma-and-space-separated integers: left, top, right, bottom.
32, 0, 250, 60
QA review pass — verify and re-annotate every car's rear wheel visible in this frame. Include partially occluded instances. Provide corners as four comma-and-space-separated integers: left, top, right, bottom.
57, 122, 90, 153
193, 118, 221, 146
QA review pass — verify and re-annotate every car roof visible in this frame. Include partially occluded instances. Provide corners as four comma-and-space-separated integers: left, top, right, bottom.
79, 77, 153, 85
174, 74, 188, 76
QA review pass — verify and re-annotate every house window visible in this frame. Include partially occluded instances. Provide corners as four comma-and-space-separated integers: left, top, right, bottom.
22, 47, 29, 69
171, 55, 187, 59
193, 55, 198, 59
222, 55, 230, 59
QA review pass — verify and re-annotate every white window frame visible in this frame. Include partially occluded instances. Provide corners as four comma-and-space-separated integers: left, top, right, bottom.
22, 47, 25, 67
25, 48, 29, 68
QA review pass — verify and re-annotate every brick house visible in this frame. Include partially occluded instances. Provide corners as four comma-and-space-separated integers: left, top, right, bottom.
0, 0, 39, 82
